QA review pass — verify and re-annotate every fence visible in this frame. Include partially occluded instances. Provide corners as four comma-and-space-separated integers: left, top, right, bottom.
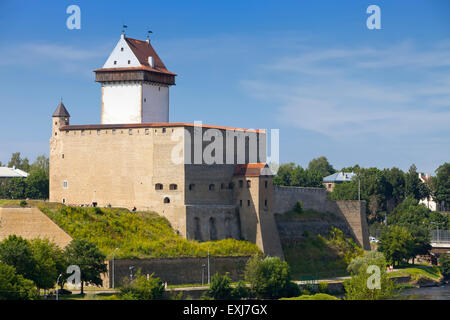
431, 230, 450, 243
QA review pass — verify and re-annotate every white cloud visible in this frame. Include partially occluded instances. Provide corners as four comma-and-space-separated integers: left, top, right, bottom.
242, 39, 450, 140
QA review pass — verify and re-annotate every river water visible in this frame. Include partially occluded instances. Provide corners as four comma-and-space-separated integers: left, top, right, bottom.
397, 283, 450, 300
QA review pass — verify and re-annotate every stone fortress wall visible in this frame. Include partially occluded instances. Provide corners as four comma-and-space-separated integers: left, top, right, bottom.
273, 186, 370, 250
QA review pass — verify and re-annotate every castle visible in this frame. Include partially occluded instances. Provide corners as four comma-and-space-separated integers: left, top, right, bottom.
50, 33, 370, 258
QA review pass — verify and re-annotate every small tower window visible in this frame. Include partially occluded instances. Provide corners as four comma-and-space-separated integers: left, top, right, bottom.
62, 154, 64, 159
144, 98, 147, 102
189, 184, 195, 191
239, 200, 242, 207
209, 184, 215, 191
62, 198, 66, 204
155, 183, 163, 190
128, 60, 131, 64
264, 199, 268, 207
121, 47, 124, 52
220, 183, 225, 189
97, 130, 101, 135
169, 184, 178, 190
247, 180, 251, 188
81, 130, 85, 136
112, 129, 116, 135
247, 200, 251, 207
162, 128, 166, 133
164, 197, 170, 204
145, 129, 149, 135
129, 129, 133, 135
114, 61, 117, 65
63, 180, 68, 189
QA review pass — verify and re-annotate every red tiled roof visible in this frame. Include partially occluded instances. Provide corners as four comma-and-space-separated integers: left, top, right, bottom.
94, 37, 176, 76
233, 163, 272, 176
59, 122, 265, 133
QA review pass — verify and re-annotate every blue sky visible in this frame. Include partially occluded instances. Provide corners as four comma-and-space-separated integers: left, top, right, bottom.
0, 0, 449, 173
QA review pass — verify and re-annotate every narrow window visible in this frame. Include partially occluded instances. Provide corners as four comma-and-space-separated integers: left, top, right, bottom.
81, 130, 85, 136
63, 180, 68, 189
170, 184, 178, 190
144, 98, 147, 102
228, 182, 234, 189
209, 184, 215, 191
247, 180, 251, 188
121, 47, 124, 52
62, 198, 66, 204
239, 180, 243, 188
145, 128, 149, 135
112, 129, 116, 135
209, 217, 217, 241
65, 131, 69, 136
194, 217, 202, 241
164, 197, 170, 204
114, 60, 117, 65
129, 129, 133, 135
162, 128, 166, 133
97, 130, 101, 135
247, 200, 250, 206
62, 154, 64, 159
155, 183, 163, 190
189, 184, 195, 191
264, 199, 268, 207
128, 60, 130, 64
265, 181, 268, 188
220, 183, 225, 189
239, 200, 242, 207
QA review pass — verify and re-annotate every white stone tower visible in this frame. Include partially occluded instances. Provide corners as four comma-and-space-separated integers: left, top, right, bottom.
94, 33, 176, 124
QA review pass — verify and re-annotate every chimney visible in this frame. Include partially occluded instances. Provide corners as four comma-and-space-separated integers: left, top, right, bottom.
148, 56, 154, 68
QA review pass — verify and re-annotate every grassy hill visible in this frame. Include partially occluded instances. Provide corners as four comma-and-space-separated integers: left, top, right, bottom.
35, 203, 260, 259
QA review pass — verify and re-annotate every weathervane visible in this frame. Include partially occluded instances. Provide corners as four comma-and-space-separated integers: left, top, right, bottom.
122, 24, 128, 34
146, 30, 153, 41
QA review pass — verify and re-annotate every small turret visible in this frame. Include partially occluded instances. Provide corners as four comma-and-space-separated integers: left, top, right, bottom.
52, 101, 70, 137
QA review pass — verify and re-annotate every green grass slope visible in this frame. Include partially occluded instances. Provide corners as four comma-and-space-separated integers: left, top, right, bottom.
38, 204, 260, 259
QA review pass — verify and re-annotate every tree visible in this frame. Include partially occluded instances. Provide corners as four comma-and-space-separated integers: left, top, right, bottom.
439, 254, 450, 280
30, 155, 49, 177
347, 251, 386, 274
207, 272, 233, 300
6, 178, 27, 199
244, 256, 292, 299
7, 152, 30, 172
120, 270, 165, 300
25, 169, 49, 199
65, 239, 107, 294
0, 262, 38, 300
0, 235, 36, 281
378, 226, 413, 266
434, 163, 450, 211
344, 260, 397, 300
30, 239, 67, 290
405, 164, 428, 200
307, 156, 335, 178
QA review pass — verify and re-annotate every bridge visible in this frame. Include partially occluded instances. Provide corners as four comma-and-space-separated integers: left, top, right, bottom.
431, 230, 450, 255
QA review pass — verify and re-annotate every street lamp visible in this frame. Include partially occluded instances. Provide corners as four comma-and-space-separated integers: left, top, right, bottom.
201, 264, 206, 285
56, 273, 62, 301
112, 248, 119, 289
207, 247, 211, 285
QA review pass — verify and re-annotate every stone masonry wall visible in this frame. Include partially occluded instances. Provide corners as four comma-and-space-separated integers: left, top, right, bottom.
273, 186, 370, 250
108, 256, 251, 287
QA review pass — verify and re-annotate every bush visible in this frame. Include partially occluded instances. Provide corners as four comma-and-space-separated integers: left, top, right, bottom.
244, 255, 292, 299
347, 251, 386, 275
294, 201, 303, 213
439, 254, 450, 280
19, 200, 27, 207
0, 262, 38, 300
207, 273, 232, 300
318, 282, 328, 293
231, 281, 249, 300
120, 270, 165, 300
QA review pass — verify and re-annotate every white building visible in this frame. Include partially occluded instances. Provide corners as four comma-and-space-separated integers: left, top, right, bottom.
0, 167, 29, 179
418, 173, 437, 211
94, 33, 176, 124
